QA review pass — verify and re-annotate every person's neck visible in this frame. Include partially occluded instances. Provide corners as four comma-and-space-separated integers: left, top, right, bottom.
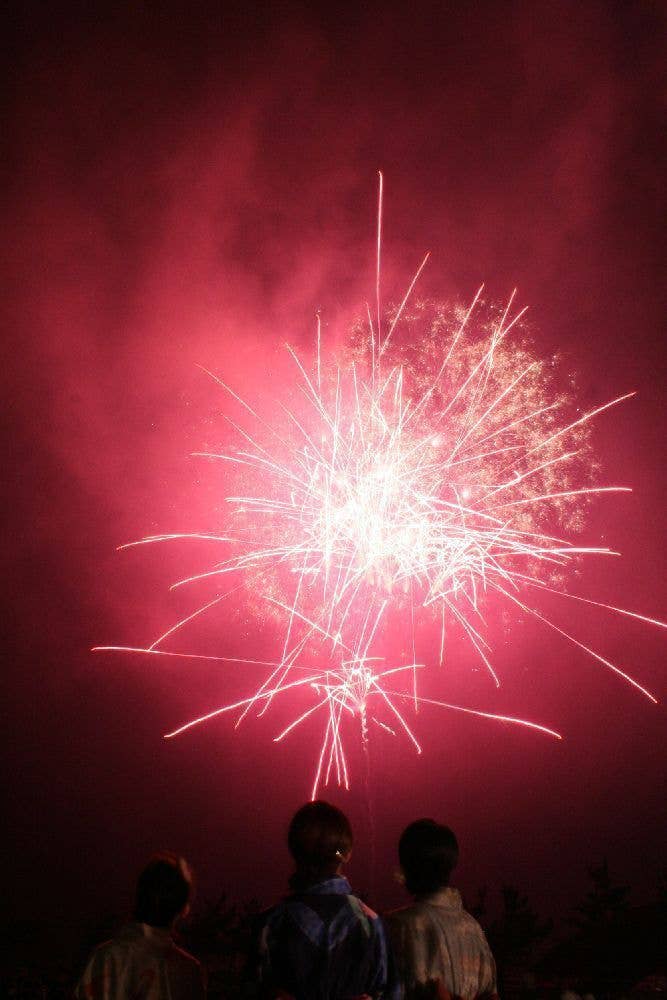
136, 919, 173, 932
290, 869, 343, 890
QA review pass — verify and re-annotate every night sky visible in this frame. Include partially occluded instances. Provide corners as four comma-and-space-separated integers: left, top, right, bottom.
4, 0, 666, 949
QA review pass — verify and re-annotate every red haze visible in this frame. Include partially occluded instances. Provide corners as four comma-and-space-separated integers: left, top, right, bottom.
3, 0, 666, 939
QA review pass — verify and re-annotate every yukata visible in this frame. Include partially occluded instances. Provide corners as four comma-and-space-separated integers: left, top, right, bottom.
386, 888, 497, 1000
75, 921, 205, 999
250, 874, 398, 999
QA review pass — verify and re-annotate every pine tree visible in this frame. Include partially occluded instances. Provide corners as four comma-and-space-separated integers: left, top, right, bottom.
488, 884, 553, 966
571, 858, 629, 928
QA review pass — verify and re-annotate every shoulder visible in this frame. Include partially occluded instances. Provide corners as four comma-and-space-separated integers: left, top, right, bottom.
254, 899, 303, 947
85, 926, 138, 963
385, 903, 421, 927
459, 907, 490, 938
348, 894, 380, 921
384, 903, 427, 949
386, 903, 417, 917
76, 931, 137, 998
448, 907, 495, 963
166, 941, 205, 992
257, 900, 291, 932
169, 940, 202, 968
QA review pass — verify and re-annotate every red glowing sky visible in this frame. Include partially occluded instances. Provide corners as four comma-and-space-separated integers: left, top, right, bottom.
4, 1, 666, 936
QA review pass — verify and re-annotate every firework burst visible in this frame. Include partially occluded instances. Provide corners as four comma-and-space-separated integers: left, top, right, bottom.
96, 177, 663, 796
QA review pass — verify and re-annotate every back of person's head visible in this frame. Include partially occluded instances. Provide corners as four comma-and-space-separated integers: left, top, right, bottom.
134, 852, 193, 928
288, 800, 353, 884
399, 818, 459, 896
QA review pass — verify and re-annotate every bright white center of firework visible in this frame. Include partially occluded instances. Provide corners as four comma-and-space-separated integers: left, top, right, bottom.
311, 437, 445, 593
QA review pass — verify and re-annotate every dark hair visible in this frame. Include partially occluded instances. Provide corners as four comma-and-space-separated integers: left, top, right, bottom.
134, 852, 193, 928
399, 819, 459, 896
288, 801, 353, 883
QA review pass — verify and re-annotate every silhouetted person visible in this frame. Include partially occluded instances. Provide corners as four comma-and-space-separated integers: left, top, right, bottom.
75, 851, 205, 999
248, 800, 397, 999
386, 820, 496, 1000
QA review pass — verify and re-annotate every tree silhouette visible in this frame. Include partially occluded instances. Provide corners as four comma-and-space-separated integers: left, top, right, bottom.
180, 892, 259, 998
487, 884, 553, 985
469, 885, 488, 924
571, 858, 629, 929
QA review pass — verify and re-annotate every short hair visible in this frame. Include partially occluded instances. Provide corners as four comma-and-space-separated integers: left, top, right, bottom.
134, 852, 193, 927
399, 819, 459, 895
288, 801, 353, 879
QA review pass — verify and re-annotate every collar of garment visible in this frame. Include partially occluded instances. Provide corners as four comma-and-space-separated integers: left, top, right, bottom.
416, 887, 463, 909
292, 875, 353, 896
120, 922, 173, 945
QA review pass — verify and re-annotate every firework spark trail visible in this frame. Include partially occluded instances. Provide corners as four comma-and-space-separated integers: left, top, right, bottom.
95, 180, 665, 796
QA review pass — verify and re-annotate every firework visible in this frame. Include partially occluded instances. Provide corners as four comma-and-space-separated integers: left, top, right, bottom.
96, 177, 663, 796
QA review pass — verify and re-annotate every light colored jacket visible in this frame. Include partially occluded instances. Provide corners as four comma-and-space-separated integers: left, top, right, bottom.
387, 888, 497, 1000
75, 922, 205, 999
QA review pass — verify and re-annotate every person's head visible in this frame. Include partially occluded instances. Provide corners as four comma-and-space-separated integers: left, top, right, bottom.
398, 818, 459, 896
288, 800, 353, 884
134, 852, 193, 928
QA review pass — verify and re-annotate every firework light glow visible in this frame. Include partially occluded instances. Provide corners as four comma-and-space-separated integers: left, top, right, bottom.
95, 176, 664, 798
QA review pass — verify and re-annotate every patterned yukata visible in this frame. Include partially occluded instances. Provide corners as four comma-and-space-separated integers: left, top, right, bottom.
386, 888, 497, 1000
250, 874, 398, 1000
75, 922, 205, 999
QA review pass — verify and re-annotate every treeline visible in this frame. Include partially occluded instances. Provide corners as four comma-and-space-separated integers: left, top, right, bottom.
3, 861, 665, 998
